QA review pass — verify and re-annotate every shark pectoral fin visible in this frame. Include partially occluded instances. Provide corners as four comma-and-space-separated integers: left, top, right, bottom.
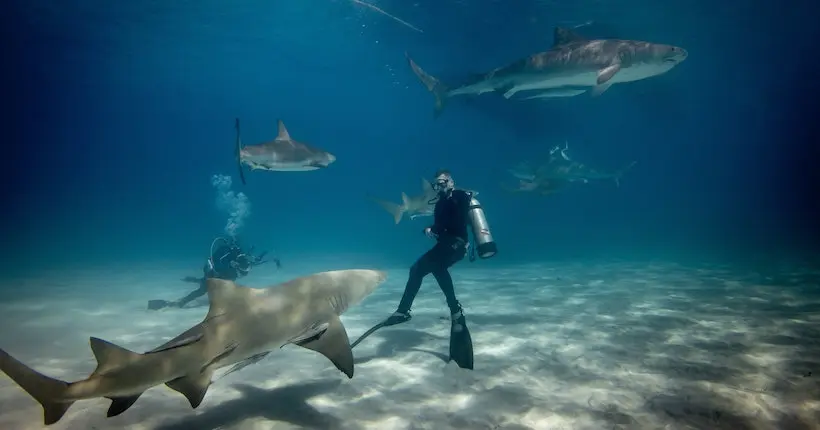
106, 393, 143, 417
592, 63, 620, 97
294, 315, 354, 378
89, 337, 142, 376
166, 369, 213, 409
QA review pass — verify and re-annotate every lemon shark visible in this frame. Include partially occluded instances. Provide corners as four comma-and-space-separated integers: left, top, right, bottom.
406, 27, 688, 117
235, 118, 337, 184
369, 178, 480, 224
0, 269, 387, 425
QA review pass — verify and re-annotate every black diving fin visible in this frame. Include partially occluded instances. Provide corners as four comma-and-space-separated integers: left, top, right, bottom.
147, 299, 171, 311
449, 312, 474, 369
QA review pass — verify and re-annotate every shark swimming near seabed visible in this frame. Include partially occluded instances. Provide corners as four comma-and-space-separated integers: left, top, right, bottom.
369, 178, 480, 224
0, 269, 387, 425
406, 27, 688, 117
235, 118, 337, 184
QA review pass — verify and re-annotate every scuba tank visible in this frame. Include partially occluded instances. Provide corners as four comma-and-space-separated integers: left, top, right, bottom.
467, 194, 497, 259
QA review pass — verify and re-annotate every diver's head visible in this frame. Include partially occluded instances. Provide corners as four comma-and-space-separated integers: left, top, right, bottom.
432, 169, 455, 197
232, 254, 252, 277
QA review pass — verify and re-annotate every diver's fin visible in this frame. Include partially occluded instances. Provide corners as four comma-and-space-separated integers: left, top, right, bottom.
449, 313, 474, 370
294, 315, 354, 378
235, 118, 246, 185
147, 299, 170, 310
0, 349, 73, 425
106, 393, 143, 417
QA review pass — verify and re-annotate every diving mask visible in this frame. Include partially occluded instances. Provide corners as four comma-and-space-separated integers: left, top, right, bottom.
432, 176, 454, 194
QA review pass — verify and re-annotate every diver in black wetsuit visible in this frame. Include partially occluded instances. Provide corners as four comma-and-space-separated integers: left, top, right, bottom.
147, 236, 281, 310
351, 169, 476, 369
385, 169, 471, 326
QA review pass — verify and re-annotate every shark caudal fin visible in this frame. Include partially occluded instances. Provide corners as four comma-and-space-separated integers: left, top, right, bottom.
368, 195, 405, 224
614, 161, 637, 187
0, 348, 73, 425
405, 52, 449, 118
235, 118, 247, 185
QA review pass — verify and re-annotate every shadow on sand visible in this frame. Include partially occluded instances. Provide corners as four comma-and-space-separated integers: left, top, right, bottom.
154, 380, 343, 430
353, 328, 450, 365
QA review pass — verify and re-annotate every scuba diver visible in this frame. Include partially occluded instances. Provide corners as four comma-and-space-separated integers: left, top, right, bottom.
351, 169, 497, 370
147, 236, 280, 311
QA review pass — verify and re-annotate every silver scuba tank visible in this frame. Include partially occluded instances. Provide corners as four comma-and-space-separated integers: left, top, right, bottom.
467, 194, 497, 259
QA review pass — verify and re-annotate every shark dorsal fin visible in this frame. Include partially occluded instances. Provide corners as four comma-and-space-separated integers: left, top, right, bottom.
553, 27, 586, 47
421, 178, 433, 193
205, 278, 251, 318
276, 120, 291, 141
89, 337, 141, 376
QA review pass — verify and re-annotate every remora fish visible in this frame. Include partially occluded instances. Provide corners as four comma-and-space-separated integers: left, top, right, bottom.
406, 27, 688, 117
0, 269, 387, 425
235, 118, 336, 184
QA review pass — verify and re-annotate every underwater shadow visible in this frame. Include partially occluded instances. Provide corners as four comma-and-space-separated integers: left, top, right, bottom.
353, 328, 449, 365
155, 379, 343, 430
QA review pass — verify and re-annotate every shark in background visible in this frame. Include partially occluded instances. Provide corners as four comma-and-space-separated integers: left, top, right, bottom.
369, 178, 480, 224
0, 269, 387, 425
235, 118, 337, 184
406, 26, 688, 117
508, 142, 636, 190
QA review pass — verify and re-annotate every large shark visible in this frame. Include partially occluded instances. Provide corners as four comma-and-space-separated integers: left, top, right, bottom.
369, 179, 480, 224
235, 118, 337, 184
406, 27, 688, 117
0, 269, 387, 425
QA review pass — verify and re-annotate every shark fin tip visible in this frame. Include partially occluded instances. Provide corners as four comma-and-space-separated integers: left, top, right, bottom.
294, 315, 354, 378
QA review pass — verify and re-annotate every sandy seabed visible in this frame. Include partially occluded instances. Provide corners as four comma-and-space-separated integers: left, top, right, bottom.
0, 259, 818, 430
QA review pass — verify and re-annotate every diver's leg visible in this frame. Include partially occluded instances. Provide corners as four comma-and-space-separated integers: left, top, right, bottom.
173, 281, 208, 308
430, 247, 467, 313
385, 248, 437, 325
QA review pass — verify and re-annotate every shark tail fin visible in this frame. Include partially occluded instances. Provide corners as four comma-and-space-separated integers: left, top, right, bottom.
368, 195, 405, 224
405, 52, 449, 118
614, 161, 637, 187
235, 118, 246, 185
0, 348, 73, 425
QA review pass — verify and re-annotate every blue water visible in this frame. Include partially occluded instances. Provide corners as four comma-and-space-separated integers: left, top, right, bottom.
4, 0, 817, 276
2, 2, 820, 428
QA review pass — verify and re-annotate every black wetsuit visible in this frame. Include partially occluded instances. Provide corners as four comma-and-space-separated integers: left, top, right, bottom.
175, 245, 243, 307
397, 189, 471, 315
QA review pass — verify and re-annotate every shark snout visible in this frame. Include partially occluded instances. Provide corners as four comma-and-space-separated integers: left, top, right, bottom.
666, 47, 688, 63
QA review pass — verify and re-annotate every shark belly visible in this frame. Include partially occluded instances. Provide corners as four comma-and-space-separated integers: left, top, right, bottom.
502, 71, 599, 99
